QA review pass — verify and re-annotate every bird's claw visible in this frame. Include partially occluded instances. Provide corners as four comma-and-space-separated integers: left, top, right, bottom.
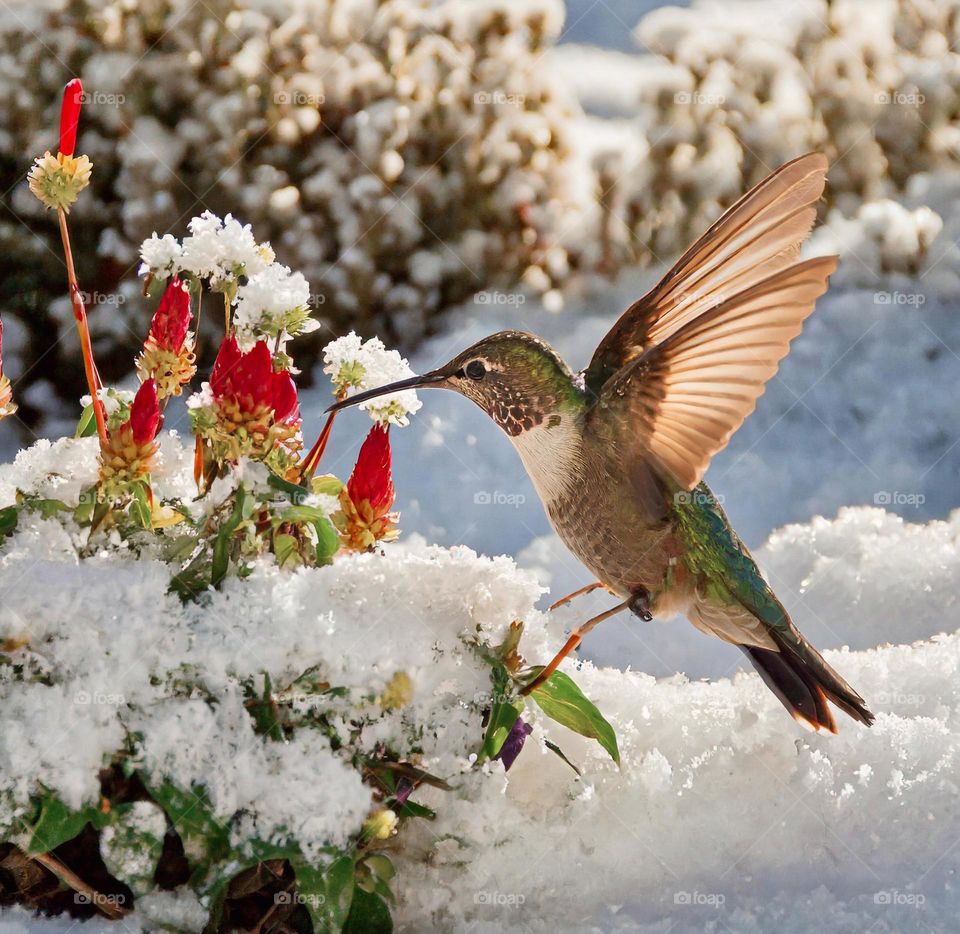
629, 590, 653, 621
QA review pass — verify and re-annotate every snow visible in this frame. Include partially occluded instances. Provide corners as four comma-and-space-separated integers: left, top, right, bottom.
0, 433, 958, 930
2, 0, 960, 928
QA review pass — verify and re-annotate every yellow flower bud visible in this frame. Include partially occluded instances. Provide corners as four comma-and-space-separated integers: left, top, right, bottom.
363, 809, 398, 841
380, 672, 413, 710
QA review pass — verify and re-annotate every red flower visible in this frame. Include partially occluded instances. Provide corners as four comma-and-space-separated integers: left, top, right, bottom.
347, 424, 395, 515
129, 379, 160, 446
98, 379, 160, 494
150, 278, 192, 353
59, 79, 83, 156
336, 424, 398, 550
137, 278, 196, 400
211, 336, 299, 423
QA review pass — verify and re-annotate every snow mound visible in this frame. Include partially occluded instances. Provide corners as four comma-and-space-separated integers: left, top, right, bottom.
0, 435, 958, 931
392, 507, 960, 932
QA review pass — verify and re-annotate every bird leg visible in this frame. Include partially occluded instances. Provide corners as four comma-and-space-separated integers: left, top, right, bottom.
520, 599, 631, 696
548, 581, 612, 611
628, 588, 653, 621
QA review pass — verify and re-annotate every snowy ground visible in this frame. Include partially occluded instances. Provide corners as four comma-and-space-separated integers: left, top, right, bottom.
2, 1, 960, 930
0, 477, 957, 931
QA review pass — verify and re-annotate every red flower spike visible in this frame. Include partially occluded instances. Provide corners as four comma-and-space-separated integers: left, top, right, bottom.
59, 79, 83, 156
150, 278, 192, 353
211, 336, 300, 424
129, 379, 160, 446
347, 424, 395, 516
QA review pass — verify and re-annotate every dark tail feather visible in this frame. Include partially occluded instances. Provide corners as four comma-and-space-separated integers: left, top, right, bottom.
741, 640, 874, 732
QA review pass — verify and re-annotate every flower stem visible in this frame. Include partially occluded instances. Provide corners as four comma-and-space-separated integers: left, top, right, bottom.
193, 289, 204, 357
299, 409, 337, 481
57, 206, 106, 443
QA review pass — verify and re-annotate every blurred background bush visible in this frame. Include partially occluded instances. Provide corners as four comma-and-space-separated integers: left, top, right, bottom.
0, 0, 958, 441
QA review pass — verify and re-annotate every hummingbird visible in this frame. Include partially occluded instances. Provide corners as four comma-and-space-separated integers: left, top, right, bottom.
330, 153, 874, 733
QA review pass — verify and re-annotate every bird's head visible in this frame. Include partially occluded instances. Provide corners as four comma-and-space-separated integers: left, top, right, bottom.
328, 330, 585, 437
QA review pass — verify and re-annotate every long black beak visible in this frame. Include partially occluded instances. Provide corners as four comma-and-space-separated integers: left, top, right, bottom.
325, 371, 448, 414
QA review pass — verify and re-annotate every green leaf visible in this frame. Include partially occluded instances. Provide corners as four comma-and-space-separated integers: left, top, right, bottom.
479, 663, 523, 762
281, 505, 327, 524
314, 514, 339, 566
73, 488, 97, 525
343, 887, 393, 934
169, 557, 210, 603
75, 402, 97, 438
273, 532, 299, 569
245, 673, 285, 742
394, 799, 436, 821
311, 474, 344, 497
211, 487, 248, 587
130, 482, 152, 530
292, 854, 355, 931
481, 700, 522, 761
27, 793, 109, 854
89, 498, 112, 537
29, 498, 71, 519
0, 505, 17, 541
529, 670, 620, 765
267, 471, 309, 505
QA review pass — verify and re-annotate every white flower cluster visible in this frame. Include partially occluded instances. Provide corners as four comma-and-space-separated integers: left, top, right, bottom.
139, 213, 318, 353
323, 332, 422, 427
0, 0, 583, 416
139, 212, 274, 289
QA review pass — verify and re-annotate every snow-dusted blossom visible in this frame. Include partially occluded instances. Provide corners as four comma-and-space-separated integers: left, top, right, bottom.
81, 387, 134, 432
179, 213, 225, 281
217, 214, 274, 278
139, 213, 274, 290
322, 332, 422, 427
98, 379, 161, 496
181, 211, 274, 287
336, 423, 398, 551
0, 320, 15, 421
234, 263, 316, 348
137, 278, 196, 399
191, 336, 301, 470
138, 234, 183, 279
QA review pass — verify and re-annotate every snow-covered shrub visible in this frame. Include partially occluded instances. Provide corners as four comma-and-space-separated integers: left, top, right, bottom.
0, 86, 619, 931
0, 0, 589, 428
575, 0, 960, 284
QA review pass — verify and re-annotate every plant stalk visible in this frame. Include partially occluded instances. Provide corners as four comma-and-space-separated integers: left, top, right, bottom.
57, 207, 106, 443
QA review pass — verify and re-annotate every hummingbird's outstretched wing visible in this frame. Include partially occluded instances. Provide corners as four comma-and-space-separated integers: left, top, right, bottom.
586, 255, 837, 491
584, 153, 828, 394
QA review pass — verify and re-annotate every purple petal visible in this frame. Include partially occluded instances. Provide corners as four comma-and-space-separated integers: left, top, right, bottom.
496, 717, 533, 771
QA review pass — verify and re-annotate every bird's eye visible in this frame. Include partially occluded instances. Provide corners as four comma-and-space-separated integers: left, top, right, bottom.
464, 360, 486, 381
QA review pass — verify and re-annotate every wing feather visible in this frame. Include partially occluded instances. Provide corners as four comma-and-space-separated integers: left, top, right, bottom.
588, 256, 837, 490
585, 153, 829, 393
